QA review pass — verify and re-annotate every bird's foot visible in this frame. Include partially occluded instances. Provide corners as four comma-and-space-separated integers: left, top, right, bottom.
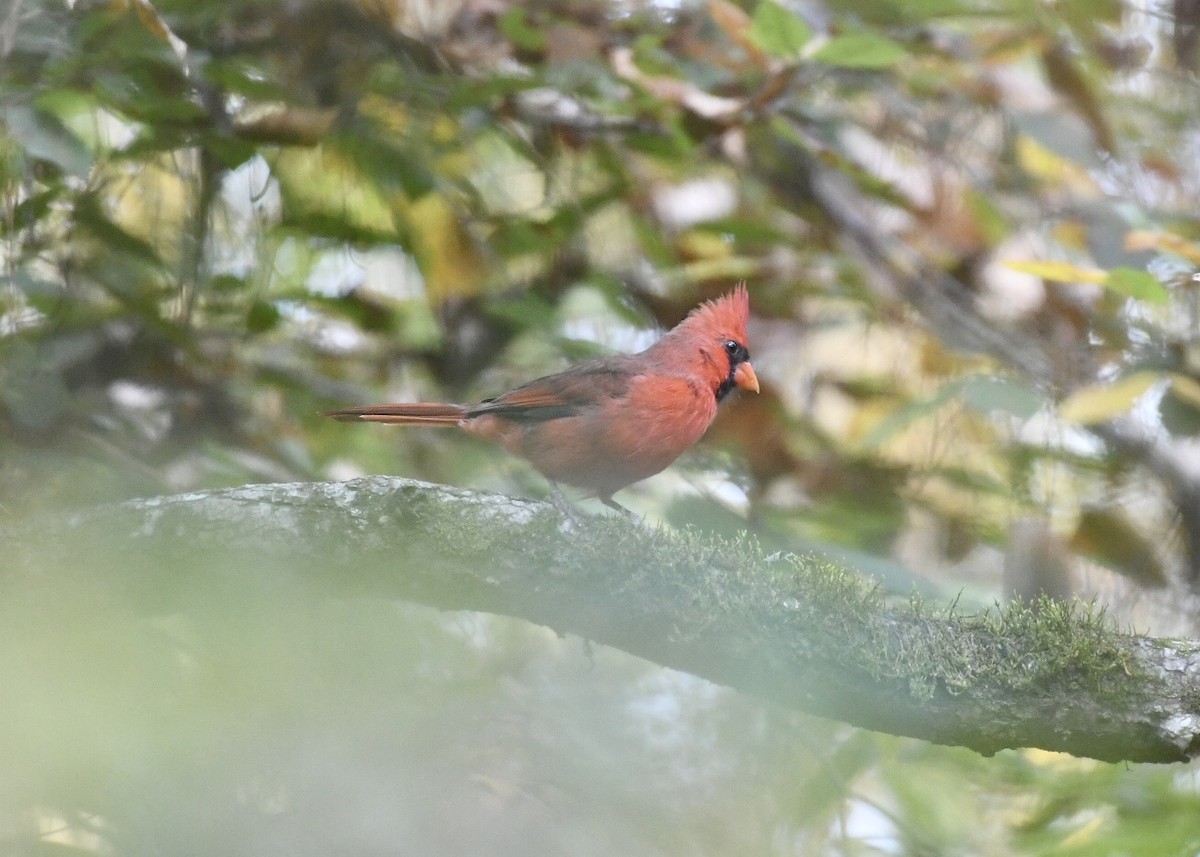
600, 496, 644, 525
547, 484, 643, 527
548, 482, 585, 529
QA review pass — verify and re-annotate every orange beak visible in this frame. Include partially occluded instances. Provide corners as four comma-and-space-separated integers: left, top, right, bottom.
734, 362, 760, 393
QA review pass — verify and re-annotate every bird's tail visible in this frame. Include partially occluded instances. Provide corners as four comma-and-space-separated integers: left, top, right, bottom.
324, 402, 468, 426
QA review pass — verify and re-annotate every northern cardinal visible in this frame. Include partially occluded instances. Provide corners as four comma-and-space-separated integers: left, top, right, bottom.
327, 285, 759, 515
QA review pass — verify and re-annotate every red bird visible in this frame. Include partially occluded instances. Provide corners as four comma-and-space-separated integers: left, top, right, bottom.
327, 285, 759, 515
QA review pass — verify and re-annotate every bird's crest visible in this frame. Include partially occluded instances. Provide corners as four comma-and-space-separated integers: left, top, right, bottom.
677, 282, 750, 343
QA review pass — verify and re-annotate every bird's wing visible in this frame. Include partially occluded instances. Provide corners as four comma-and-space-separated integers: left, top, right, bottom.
468, 358, 636, 423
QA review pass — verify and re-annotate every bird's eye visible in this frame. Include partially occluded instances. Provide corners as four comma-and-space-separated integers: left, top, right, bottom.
723, 339, 739, 355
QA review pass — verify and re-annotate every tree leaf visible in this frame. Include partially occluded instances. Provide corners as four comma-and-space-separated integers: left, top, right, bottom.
246, 299, 282, 333
409, 193, 489, 304
498, 7, 548, 51
959, 375, 1045, 419
273, 146, 401, 244
1124, 230, 1200, 265
1003, 260, 1107, 283
1003, 262, 1168, 305
2, 104, 93, 177
964, 189, 1010, 247
747, 1, 811, 60
0, 340, 74, 430
859, 383, 962, 450
1104, 267, 1168, 305
73, 193, 166, 269
860, 375, 1043, 449
1160, 373, 1200, 436
1013, 133, 1094, 186
812, 32, 907, 69
1168, 373, 1200, 409
1058, 372, 1161, 425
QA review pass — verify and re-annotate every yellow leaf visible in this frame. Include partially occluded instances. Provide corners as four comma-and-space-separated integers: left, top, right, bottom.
1051, 220, 1088, 251
1015, 135, 1094, 189
1169, 373, 1200, 409
1057, 811, 1108, 849
1058, 372, 1161, 425
676, 257, 762, 285
1003, 260, 1107, 284
677, 229, 733, 261
709, 0, 768, 67
409, 193, 488, 304
129, 0, 187, 60
1124, 230, 1200, 265
274, 147, 396, 235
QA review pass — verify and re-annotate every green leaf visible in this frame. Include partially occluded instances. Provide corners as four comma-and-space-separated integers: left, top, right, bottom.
210, 274, 247, 294
2, 104, 93, 177
812, 32, 907, 69
204, 131, 257, 170
861, 374, 1043, 450
1104, 267, 1169, 305
330, 127, 435, 199
964, 189, 1010, 247
958, 375, 1045, 419
72, 194, 166, 269
860, 383, 962, 450
9, 267, 66, 308
498, 7, 548, 52
791, 731, 880, 821
1159, 387, 1200, 436
3, 189, 58, 235
246, 299, 282, 333
748, 1, 811, 60
204, 56, 291, 101
446, 74, 539, 111
0, 341, 74, 430
1161, 374, 1200, 436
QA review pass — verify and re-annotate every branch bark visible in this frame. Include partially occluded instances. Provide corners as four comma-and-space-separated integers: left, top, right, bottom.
13, 477, 1200, 764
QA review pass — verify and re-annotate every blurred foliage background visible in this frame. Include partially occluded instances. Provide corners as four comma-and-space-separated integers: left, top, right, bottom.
5, 0, 1200, 853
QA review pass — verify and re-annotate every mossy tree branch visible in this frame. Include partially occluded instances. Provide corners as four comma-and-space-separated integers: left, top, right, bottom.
14, 477, 1200, 764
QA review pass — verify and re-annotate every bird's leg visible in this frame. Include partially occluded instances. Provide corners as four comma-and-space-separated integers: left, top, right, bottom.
548, 481, 584, 527
600, 495, 642, 524
547, 483, 641, 526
